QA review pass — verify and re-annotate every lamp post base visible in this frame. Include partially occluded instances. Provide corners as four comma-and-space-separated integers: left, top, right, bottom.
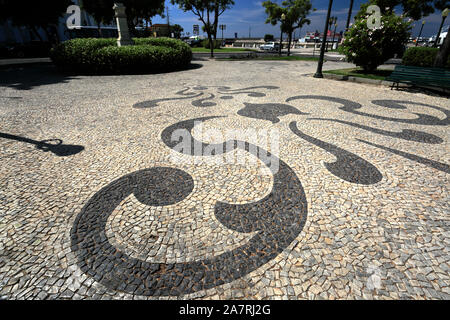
117, 39, 134, 47
313, 73, 324, 78
114, 3, 134, 47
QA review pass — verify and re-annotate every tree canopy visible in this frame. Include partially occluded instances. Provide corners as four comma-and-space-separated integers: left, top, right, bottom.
264, 34, 275, 42
127, 0, 165, 26
368, 0, 449, 20
171, 0, 235, 57
341, 2, 412, 71
364, 1, 450, 67
171, 24, 184, 38
263, 0, 314, 55
80, 0, 165, 29
81, 0, 114, 26
0, 0, 73, 41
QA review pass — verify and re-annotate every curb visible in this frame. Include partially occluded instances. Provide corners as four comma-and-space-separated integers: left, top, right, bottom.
0, 57, 52, 67
322, 72, 396, 87
193, 51, 266, 58
295, 54, 347, 62
321, 73, 449, 97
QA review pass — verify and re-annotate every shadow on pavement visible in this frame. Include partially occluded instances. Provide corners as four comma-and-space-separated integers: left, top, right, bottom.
0, 132, 84, 157
392, 86, 450, 98
0, 62, 203, 90
55, 62, 203, 76
0, 63, 77, 90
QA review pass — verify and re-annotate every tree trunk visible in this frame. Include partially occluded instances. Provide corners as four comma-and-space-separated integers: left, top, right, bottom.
207, 10, 214, 58
279, 32, 283, 56
208, 34, 214, 58
127, 18, 136, 37
213, 1, 219, 42
97, 23, 103, 38
53, 26, 60, 44
288, 32, 292, 56
31, 26, 43, 42
43, 27, 53, 44
434, 31, 450, 68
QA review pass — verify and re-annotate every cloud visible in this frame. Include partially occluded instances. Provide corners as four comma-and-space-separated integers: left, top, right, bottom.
311, 8, 349, 16
153, 0, 447, 38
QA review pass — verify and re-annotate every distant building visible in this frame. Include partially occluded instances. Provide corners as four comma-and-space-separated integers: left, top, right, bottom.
149, 24, 170, 37
304, 30, 341, 43
436, 25, 449, 45
0, 0, 116, 44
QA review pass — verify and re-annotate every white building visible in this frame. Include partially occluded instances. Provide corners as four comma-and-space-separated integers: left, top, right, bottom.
0, 0, 117, 44
437, 25, 449, 45
429, 25, 449, 45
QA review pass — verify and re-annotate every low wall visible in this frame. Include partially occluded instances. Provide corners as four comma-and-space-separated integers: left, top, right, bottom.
231, 41, 325, 50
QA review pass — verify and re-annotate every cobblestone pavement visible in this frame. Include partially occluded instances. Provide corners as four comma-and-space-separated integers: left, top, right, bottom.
0, 59, 449, 300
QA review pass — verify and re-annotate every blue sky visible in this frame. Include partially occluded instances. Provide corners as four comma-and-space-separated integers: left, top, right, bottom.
152, 0, 448, 39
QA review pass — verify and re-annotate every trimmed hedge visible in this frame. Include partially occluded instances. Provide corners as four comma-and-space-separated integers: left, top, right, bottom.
402, 47, 450, 68
50, 37, 192, 74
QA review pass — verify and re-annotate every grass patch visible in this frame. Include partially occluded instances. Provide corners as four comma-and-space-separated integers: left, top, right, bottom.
217, 55, 319, 61
191, 47, 257, 53
323, 68, 393, 81
257, 55, 319, 61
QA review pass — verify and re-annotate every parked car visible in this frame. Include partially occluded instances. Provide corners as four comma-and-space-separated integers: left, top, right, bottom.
184, 36, 205, 47
187, 39, 202, 47
5, 41, 52, 58
260, 42, 280, 51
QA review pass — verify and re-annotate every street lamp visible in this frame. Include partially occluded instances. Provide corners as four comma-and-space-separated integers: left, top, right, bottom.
326, 16, 337, 51
332, 17, 338, 25
332, 21, 338, 50
416, 20, 425, 47
345, 0, 354, 32
220, 24, 226, 43
280, 13, 286, 56
314, 0, 334, 78
434, 8, 449, 47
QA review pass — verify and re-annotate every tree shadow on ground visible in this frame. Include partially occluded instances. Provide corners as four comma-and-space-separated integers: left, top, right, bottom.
173, 63, 203, 73
0, 62, 203, 90
192, 57, 208, 61
0, 132, 84, 157
393, 86, 450, 98
56, 62, 204, 76
0, 63, 78, 91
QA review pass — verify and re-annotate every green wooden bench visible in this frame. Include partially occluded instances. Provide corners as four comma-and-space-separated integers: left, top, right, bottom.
386, 65, 450, 91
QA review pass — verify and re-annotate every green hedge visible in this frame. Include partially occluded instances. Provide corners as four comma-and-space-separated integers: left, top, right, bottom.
402, 47, 450, 68
50, 37, 192, 74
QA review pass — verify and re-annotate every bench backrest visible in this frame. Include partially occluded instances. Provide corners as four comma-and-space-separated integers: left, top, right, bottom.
388, 65, 450, 88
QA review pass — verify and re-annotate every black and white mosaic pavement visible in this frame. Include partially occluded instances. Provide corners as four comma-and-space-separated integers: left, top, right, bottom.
68, 86, 449, 297
237, 103, 308, 123
1, 60, 449, 300
289, 121, 383, 185
71, 116, 308, 296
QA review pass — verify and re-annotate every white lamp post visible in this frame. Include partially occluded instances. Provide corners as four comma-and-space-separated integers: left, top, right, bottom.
416, 20, 425, 47
434, 8, 449, 47
113, 3, 134, 47
279, 13, 286, 56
